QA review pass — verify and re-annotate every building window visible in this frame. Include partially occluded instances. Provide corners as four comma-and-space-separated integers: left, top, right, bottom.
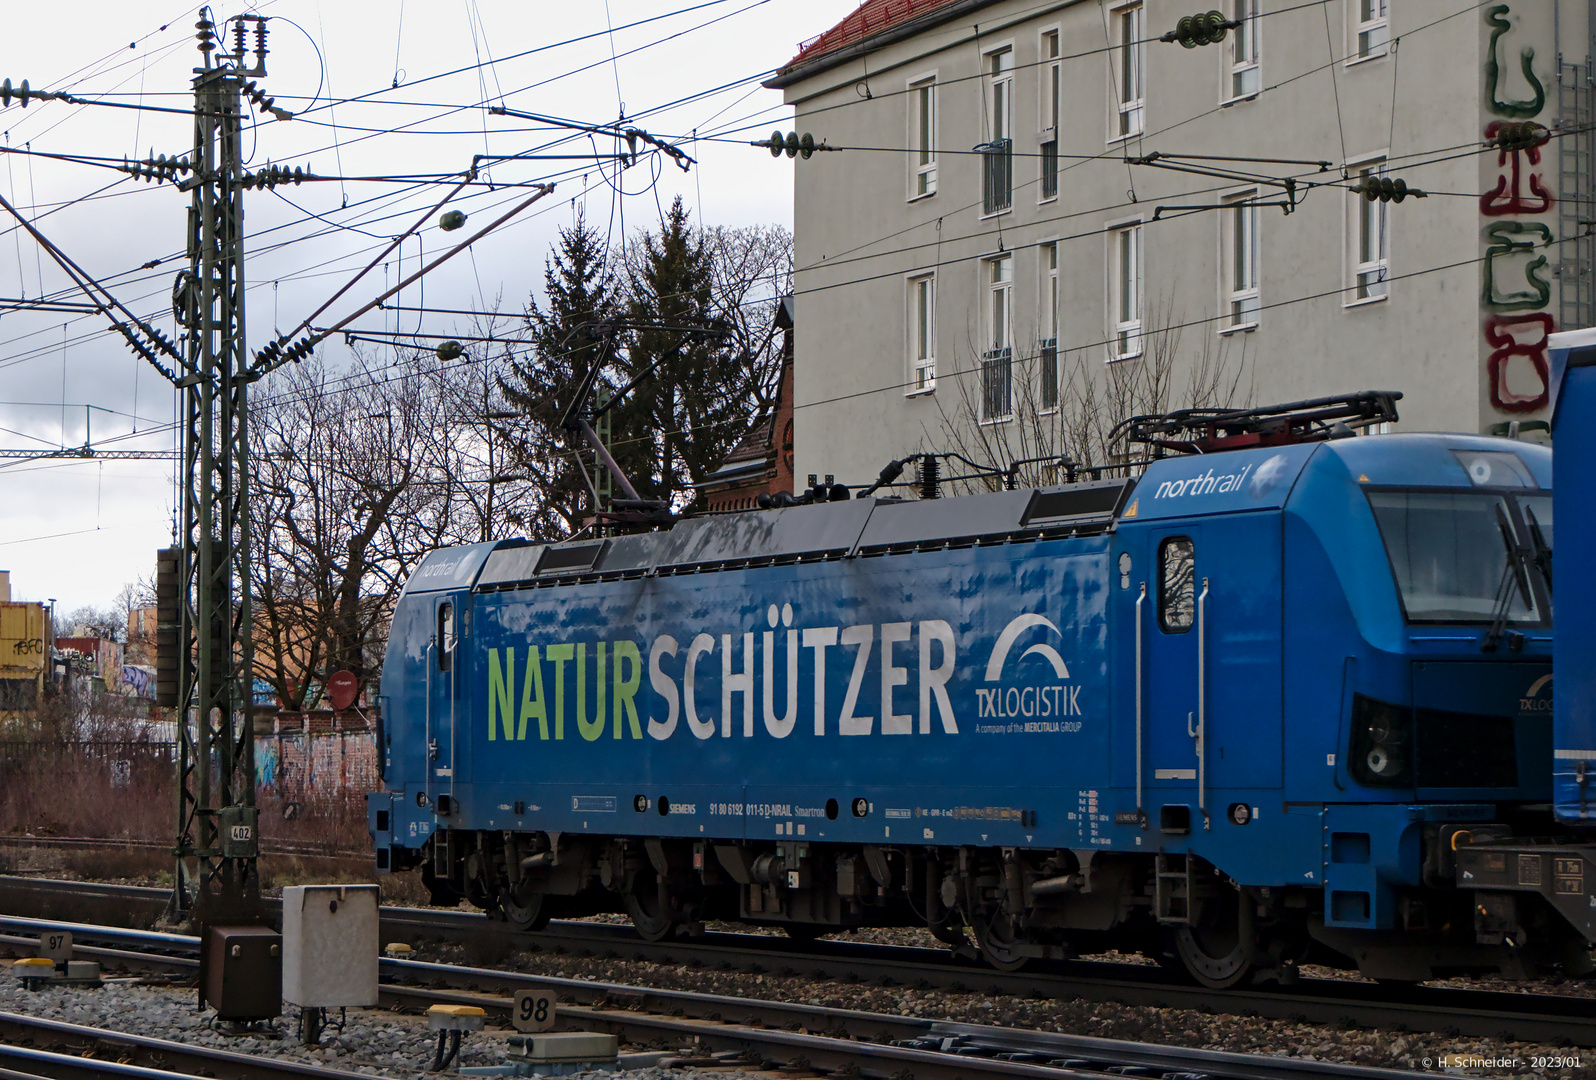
1229, 0, 1260, 99
982, 49, 1014, 214
1040, 31, 1060, 200
1350, 159, 1389, 302
983, 254, 1014, 421
1221, 192, 1260, 330
1041, 243, 1060, 409
908, 273, 936, 392
1109, 223, 1143, 360
1353, 0, 1388, 60
910, 77, 936, 198
1112, 3, 1145, 139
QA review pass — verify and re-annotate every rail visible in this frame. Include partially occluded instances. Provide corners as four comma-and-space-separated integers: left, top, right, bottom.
0, 912, 1427, 1080
4, 880, 1596, 1046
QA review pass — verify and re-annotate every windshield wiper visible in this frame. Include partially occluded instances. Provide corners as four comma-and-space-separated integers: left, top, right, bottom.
1482, 502, 1532, 653
1524, 504, 1552, 592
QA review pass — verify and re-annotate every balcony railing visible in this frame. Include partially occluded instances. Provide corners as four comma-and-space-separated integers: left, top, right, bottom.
979, 139, 1013, 214
981, 347, 1012, 420
1039, 338, 1058, 410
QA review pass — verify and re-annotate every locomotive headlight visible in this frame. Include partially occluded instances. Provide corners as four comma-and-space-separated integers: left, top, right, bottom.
1348, 693, 1412, 787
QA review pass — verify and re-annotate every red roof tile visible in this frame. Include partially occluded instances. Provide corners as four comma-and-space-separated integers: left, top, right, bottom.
787, 0, 967, 68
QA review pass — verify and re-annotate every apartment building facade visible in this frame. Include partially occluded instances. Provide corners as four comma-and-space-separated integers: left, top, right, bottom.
769, 0, 1592, 488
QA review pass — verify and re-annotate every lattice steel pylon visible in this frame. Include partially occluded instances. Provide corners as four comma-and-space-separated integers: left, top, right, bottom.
164, 10, 272, 928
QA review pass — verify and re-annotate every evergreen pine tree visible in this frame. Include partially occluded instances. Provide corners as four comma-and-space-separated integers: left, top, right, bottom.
621, 196, 758, 509
499, 211, 629, 537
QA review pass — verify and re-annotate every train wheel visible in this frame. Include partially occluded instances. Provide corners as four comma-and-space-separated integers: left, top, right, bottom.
501, 887, 551, 932
969, 911, 1030, 972
1174, 888, 1253, 989
625, 880, 677, 942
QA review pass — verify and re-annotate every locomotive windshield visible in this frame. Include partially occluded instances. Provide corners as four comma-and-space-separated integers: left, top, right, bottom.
1367, 490, 1550, 625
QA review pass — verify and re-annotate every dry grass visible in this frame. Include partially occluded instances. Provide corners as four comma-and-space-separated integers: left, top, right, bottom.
0, 746, 170, 841
0, 701, 433, 902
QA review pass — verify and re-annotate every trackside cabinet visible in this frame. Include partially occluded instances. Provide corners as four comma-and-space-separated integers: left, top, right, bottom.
282, 885, 379, 1009
202, 924, 281, 1021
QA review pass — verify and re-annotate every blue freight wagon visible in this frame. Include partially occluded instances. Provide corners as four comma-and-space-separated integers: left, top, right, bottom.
369, 394, 1582, 987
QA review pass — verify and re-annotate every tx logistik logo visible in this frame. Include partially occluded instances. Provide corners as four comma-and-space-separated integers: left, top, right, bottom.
975, 614, 1080, 723
1520, 673, 1553, 714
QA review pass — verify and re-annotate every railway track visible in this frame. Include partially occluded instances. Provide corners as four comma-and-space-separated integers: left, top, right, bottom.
0, 834, 362, 862
0, 915, 1419, 1080
0, 1010, 371, 1080
3, 875, 1594, 1047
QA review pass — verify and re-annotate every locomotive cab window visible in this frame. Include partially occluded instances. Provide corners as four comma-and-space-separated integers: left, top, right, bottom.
437, 602, 455, 672
1367, 490, 1548, 625
1158, 536, 1195, 632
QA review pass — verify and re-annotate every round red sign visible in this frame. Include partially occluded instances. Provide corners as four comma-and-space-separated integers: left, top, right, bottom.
327, 669, 359, 711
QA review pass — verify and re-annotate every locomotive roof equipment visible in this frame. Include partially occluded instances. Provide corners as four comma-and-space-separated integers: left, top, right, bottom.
1114, 390, 1402, 455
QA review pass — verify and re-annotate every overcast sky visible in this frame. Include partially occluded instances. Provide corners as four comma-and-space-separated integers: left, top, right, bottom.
0, 0, 855, 614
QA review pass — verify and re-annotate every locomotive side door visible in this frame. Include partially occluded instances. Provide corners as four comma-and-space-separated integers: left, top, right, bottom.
427, 594, 461, 812
1145, 528, 1204, 829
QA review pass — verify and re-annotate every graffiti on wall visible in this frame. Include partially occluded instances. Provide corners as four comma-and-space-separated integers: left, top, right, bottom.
254, 731, 378, 798
1482, 5, 1554, 413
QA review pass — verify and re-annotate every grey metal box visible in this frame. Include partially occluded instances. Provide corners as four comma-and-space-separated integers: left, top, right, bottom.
282, 884, 379, 1008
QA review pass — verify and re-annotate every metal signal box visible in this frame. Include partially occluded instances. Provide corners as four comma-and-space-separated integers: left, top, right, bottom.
217, 805, 259, 859
202, 924, 281, 1021
282, 884, 379, 1008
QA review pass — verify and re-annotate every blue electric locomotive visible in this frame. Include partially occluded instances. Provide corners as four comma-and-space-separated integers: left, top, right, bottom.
368, 392, 1577, 987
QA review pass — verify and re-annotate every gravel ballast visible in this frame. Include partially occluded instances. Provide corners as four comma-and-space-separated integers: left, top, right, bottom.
0, 969, 779, 1080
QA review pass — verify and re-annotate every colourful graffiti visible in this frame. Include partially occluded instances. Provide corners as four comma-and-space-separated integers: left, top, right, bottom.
253, 731, 377, 798
1484, 5, 1546, 119
1485, 313, 1554, 411
1481, 5, 1553, 414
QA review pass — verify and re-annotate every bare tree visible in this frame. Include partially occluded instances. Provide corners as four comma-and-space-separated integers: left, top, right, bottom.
62, 604, 124, 642
249, 348, 534, 710
933, 295, 1253, 493
700, 221, 793, 416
